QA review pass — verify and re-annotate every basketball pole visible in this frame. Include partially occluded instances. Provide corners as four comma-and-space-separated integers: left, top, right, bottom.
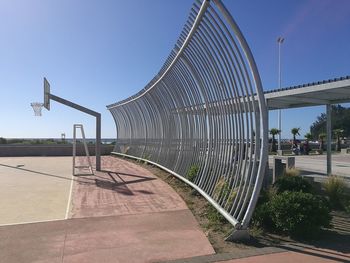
49, 94, 101, 171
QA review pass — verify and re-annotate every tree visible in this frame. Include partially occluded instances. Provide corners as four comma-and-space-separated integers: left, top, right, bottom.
310, 105, 350, 139
333, 128, 344, 152
304, 132, 313, 155
319, 133, 326, 151
269, 128, 281, 152
304, 132, 313, 141
291, 128, 301, 142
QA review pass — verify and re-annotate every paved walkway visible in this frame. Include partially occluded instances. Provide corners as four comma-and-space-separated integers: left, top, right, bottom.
0, 156, 214, 262
70, 156, 189, 218
269, 153, 350, 177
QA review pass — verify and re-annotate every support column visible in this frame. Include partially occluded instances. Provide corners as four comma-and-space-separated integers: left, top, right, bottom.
278, 109, 281, 151
326, 104, 332, 175
96, 114, 101, 171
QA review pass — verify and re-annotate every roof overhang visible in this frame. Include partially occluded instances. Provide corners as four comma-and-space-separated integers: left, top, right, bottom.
266, 78, 350, 110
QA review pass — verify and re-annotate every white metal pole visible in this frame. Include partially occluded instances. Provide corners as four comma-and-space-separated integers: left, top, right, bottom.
326, 104, 332, 175
73, 125, 77, 175
277, 37, 284, 152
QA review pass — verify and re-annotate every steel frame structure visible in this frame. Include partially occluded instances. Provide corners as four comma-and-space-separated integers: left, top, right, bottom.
107, 0, 268, 234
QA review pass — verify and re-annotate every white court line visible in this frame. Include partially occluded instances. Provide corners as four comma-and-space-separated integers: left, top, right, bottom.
65, 169, 75, 219
0, 218, 65, 227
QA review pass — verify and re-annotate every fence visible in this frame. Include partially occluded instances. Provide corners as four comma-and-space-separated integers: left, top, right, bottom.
107, 0, 268, 234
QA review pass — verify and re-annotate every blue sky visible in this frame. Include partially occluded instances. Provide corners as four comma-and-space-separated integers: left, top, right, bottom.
1, 0, 349, 139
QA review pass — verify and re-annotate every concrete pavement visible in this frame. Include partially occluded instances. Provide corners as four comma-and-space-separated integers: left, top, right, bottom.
269, 153, 350, 178
1, 155, 349, 263
0, 156, 214, 262
0, 157, 73, 225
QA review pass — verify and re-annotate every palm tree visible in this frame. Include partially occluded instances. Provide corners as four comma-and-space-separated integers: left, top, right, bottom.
333, 129, 344, 152
291, 127, 301, 143
304, 132, 313, 141
319, 132, 326, 151
304, 132, 313, 155
269, 128, 281, 152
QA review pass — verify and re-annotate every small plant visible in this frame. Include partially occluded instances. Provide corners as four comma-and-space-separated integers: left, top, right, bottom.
283, 168, 300, 177
227, 190, 237, 203
224, 189, 238, 211
324, 175, 346, 210
213, 177, 229, 201
206, 204, 227, 228
273, 174, 313, 194
187, 165, 199, 182
142, 154, 151, 164
120, 145, 130, 154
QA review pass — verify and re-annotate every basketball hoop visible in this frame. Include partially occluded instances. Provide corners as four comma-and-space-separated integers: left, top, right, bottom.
31, 102, 44, 116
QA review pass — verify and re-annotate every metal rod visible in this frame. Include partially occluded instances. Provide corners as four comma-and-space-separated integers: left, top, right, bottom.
50, 94, 101, 171
96, 115, 101, 171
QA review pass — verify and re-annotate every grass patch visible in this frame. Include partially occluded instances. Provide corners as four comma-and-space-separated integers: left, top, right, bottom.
323, 175, 348, 210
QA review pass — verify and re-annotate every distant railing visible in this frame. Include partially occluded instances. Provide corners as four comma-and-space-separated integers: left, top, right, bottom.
0, 144, 114, 157
107, 0, 268, 235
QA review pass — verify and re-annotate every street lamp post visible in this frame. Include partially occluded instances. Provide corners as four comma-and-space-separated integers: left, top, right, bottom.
277, 37, 284, 152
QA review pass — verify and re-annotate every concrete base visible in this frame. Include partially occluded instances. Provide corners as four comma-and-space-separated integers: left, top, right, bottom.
225, 229, 250, 241
340, 148, 350, 154
273, 156, 295, 183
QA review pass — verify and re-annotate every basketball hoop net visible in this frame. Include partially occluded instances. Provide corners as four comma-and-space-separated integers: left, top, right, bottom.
31, 102, 44, 116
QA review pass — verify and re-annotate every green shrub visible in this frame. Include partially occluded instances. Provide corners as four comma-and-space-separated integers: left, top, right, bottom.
268, 191, 331, 238
187, 165, 199, 182
324, 175, 347, 210
273, 175, 313, 194
345, 201, 350, 214
252, 201, 274, 229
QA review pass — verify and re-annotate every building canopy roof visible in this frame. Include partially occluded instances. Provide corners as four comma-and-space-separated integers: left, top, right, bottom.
266, 76, 350, 110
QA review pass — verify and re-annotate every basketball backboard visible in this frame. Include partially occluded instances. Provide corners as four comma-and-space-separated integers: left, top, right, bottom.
44, 77, 50, 110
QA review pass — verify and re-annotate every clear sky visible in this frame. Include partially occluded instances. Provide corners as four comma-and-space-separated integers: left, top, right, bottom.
1, 0, 349, 139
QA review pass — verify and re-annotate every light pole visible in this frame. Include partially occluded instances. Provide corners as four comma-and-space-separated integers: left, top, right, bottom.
277, 37, 284, 152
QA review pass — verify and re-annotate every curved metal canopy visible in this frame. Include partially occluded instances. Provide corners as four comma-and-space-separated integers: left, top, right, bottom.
107, 0, 268, 231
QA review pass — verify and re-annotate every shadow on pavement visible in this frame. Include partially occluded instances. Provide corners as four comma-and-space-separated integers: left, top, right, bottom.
0, 163, 74, 182
91, 170, 157, 195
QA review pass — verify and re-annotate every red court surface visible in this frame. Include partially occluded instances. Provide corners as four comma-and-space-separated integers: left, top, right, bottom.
70, 156, 188, 218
